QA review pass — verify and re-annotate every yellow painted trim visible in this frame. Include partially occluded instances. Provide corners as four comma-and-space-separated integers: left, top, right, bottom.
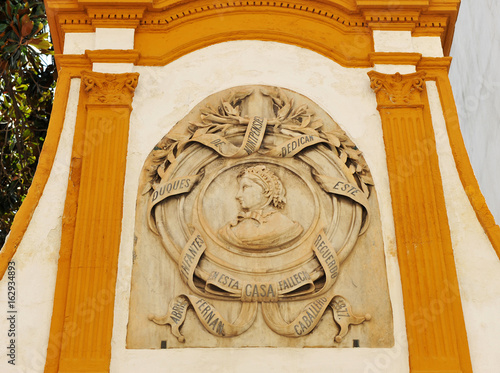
44, 80, 88, 373
54, 55, 93, 76
45, 0, 459, 57
418, 57, 500, 259
133, 8, 373, 68
368, 70, 473, 372
44, 71, 139, 373
85, 49, 141, 64
0, 71, 71, 280
369, 52, 422, 65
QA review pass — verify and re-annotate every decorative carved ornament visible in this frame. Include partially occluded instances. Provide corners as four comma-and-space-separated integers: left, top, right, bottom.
368, 71, 426, 107
81, 71, 139, 106
128, 86, 393, 348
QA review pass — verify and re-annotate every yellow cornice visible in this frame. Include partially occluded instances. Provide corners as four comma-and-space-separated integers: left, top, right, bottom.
45, 0, 460, 58
85, 49, 141, 63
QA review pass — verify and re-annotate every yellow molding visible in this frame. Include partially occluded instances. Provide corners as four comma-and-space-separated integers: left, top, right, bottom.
150, 0, 359, 12
85, 49, 141, 64
0, 71, 72, 281
54, 54, 93, 74
367, 21, 416, 31
412, 27, 445, 37
92, 19, 140, 28
85, 6, 147, 19
138, 2, 367, 29
134, 9, 374, 68
43, 80, 87, 373
356, 0, 430, 8
61, 23, 94, 34
417, 56, 452, 72
417, 58, 500, 259
45, 0, 459, 57
369, 52, 422, 65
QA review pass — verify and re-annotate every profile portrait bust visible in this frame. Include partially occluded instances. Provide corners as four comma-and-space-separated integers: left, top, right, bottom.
218, 165, 303, 250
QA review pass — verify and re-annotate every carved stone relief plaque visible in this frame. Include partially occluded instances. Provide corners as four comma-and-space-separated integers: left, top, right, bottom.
127, 86, 394, 348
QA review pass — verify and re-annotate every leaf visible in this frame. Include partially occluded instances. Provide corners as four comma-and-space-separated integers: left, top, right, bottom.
222, 101, 239, 116
141, 182, 152, 195
0, 0, 55, 246
21, 14, 33, 37
300, 115, 311, 128
310, 119, 323, 130
277, 100, 291, 121
344, 146, 361, 161
28, 38, 50, 50
325, 133, 341, 147
339, 150, 348, 163
361, 174, 374, 186
233, 89, 253, 102
6, 1, 12, 18
271, 96, 283, 106
3, 43, 17, 53
291, 104, 308, 118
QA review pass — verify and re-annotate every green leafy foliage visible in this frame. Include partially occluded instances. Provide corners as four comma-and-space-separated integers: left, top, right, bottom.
0, 0, 56, 247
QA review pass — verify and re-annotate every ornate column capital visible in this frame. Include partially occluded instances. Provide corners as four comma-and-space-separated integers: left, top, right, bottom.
368, 71, 426, 108
81, 70, 139, 106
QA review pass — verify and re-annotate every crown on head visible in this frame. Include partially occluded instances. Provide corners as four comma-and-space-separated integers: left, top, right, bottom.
239, 165, 286, 209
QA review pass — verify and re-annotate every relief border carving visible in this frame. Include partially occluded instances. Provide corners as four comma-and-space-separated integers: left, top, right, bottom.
131, 86, 387, 346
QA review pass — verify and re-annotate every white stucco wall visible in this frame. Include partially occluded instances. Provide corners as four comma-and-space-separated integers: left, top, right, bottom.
449, 0, 500, 222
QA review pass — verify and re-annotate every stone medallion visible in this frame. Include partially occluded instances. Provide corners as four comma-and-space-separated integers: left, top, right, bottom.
127, 86, 394, 348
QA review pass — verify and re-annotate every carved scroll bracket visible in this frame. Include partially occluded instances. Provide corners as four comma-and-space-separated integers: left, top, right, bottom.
81, 70, 139, 107
368, 71, 426, 108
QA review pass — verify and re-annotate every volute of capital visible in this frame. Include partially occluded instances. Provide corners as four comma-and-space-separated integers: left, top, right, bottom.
81, 70, 140, 106
367, 71, 426, 107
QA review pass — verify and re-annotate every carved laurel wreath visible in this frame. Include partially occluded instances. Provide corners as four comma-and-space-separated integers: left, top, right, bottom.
145, 88, 373, 196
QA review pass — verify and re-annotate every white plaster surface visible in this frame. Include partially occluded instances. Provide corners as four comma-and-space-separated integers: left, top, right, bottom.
64, 28, 134, 55
112, 40, 409, 373
63, 32, 96, 54
449, 0, 500, 222
95, 28, 135, 50
0, 79, 81, 372
93, 63, 135, 73
373, 30, 413, 53
411, 36, 444, 57
373, 31, 443, 58
374, 64, 416, 75
427, 81, 500, 373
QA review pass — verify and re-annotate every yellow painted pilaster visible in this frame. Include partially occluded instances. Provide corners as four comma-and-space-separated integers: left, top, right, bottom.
368, 70, 472, 373
45, 71, 139, 373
